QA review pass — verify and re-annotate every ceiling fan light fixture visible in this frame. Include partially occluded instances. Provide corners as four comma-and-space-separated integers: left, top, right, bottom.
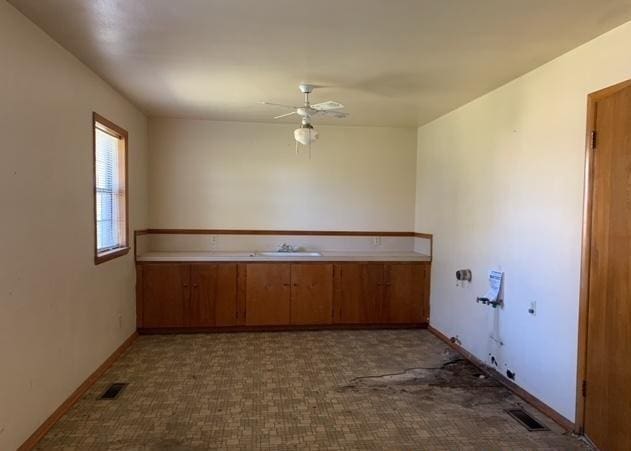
261, 84, 347, 148
294, 124, 319, 145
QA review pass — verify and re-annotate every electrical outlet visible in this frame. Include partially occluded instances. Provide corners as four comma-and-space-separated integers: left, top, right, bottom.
209, 235, 217, 249
373, 236, 382, 246
528, 301, 536, 316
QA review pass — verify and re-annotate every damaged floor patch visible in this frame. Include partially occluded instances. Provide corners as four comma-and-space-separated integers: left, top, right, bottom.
339, 355, 517, 410
343, 358, 500, 389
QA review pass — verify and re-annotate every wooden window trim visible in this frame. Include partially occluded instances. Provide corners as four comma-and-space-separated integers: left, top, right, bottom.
93, 112, 129, 265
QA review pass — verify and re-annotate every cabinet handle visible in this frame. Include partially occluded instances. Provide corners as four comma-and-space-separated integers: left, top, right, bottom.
293, 283, 299, 287
193, 284, 199, 288
283, 283, 290, 287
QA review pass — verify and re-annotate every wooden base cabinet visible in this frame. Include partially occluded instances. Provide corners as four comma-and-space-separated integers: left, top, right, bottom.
333, 263, 383, 323
138, 263, 238, 328
245, 263, 291, 326
137, 261, 429, 330
190, 264, 238, 327
244, 263, 334, 326
290, 263, 333, 325
333, 262, 430, 325
385, 263, 429, 323
140, 263, 189, 328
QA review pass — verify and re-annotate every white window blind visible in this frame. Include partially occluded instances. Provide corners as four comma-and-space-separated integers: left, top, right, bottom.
95, 124, 126, 253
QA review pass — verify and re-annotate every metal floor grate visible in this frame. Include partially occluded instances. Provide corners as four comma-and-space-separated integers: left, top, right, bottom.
505, 408, 549, 431
99, 383, 128, 400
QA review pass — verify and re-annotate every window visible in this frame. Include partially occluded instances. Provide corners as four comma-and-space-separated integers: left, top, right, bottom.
93, 113, 129, 264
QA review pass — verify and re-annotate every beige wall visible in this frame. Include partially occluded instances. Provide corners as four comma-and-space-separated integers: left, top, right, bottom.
0, 2, 148, 449
148, 118, 417, 231
5, 0, 630, 443
415, 20, 631, 421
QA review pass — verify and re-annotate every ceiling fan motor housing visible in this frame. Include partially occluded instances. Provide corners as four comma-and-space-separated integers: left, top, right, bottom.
299, 83, 314, 94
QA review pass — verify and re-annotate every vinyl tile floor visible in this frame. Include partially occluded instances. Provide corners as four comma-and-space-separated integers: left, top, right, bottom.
36, 330, 589, 450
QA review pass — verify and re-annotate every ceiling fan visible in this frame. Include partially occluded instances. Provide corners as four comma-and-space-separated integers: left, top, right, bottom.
260, 83, 349, 154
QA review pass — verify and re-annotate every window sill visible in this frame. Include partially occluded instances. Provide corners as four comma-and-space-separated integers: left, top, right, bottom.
95, 246, 130, 265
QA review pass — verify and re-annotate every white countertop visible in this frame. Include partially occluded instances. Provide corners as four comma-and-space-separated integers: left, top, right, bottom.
137, 251, 431, 262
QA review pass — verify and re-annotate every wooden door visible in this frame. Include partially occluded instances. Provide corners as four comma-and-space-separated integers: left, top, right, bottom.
290, 264, 333, 325
384, 263, 427, 323
333, 263, 362, 323
142, 264, 188, 327
583, 83, 631, 450
245, 263, 291, 325
361, 263, 385, 323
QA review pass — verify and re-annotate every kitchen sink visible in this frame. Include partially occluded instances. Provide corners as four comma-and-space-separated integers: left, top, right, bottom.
256, 251, 322, 257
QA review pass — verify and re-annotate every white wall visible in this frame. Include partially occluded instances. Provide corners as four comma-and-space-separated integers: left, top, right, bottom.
415, 20, 631, 421
0, 2, 148, 449
149, 118, 417, 231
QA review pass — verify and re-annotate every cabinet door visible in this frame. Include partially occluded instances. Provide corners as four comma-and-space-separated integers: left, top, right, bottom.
384, 263, 427, 323
290, 264, 333, 325
333, 263, 385, 324
189, 264, 217, 327
333, 263, 362, 324
215, 264, 239, 327
361, 263, 386, 323
190, 263, 238, 327
142, 264, 188, 327
245, 263, 291, 325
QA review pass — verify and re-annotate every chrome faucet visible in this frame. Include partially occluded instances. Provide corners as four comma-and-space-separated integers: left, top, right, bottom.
278, 243, 296, 252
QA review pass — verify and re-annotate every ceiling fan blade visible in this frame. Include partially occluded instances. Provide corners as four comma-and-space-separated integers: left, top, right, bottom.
312, 101, 344, 111
316, 110, 349, 118
274, 111, 297, 119
259, 101, 299, 109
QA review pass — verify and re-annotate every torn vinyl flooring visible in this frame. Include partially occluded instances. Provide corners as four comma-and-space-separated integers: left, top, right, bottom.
36, 329, 589, 450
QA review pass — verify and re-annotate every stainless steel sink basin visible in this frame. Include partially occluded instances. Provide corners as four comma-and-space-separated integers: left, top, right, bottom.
256, 251, 322, 257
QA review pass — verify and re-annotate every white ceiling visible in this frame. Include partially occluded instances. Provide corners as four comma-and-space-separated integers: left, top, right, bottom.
10, 0, 631, 127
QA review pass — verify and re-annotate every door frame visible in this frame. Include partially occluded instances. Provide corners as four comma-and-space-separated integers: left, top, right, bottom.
575, 77, 631, 434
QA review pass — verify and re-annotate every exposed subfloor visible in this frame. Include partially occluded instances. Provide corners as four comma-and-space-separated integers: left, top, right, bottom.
36, 330, 588, 450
